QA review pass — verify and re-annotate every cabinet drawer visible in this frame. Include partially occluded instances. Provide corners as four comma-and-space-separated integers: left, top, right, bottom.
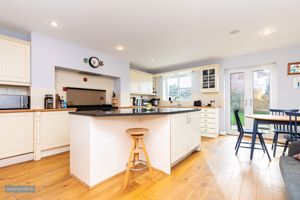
200, 123, 216, 128
200, 113, 215, 119
200, 109, 215, 114
199, 118, 215, 123
200, 128, 216, 133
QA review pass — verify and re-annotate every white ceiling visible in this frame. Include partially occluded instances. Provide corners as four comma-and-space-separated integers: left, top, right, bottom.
1, 0, 300, 71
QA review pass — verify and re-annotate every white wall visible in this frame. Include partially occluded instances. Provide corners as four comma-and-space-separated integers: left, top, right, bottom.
30, 32, 130, 108
220, 46, 300, 109
0, 27, 30, 41
217, 46, 300, 132
153, 45, 300, 133
55, 69, 115, 104
155, 70, 223, 107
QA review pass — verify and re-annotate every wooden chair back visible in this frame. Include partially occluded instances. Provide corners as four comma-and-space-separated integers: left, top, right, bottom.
285, 111, 300, 140
234, 110, 244, 133
269, 109, 299, 131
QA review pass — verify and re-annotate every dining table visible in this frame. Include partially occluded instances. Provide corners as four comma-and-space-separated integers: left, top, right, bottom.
245, 114, 300, 161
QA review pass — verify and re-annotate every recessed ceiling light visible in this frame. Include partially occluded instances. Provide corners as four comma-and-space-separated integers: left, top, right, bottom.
229, 29, 239, 35
50, 21, 58, 27
151, 58, 155, 62
260, 28, 275, 36
115, 45, 125, 51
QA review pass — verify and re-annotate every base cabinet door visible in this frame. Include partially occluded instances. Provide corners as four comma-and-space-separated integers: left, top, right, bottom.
0, 113, 34, 159
187, 112, 202, 151
41, 111, 70, 150
171, 114, 188, 163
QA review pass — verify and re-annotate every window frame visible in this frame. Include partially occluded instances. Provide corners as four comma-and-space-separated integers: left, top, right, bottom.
163, 74, 192, 101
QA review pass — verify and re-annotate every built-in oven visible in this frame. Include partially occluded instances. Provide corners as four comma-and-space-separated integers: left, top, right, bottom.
0, 95, 30, 110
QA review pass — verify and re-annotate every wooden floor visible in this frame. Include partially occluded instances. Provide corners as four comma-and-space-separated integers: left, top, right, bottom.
0, 135, 286, 200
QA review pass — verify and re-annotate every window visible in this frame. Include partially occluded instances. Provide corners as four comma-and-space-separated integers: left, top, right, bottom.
164, 75, 192, 101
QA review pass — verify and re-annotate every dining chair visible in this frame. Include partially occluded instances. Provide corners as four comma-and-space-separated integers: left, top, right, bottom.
269, 109, 299, 157
283, 112, 300, 155
234, 110, 268, 156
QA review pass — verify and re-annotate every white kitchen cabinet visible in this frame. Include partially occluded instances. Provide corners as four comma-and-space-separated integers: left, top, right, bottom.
171, 114, 188, 163
200, 108, 220, 138
0, 35, 30, 86
187, 112, 202, 151
201, 65, 220, 93
40, 111, 70, 150
171, 111, 201, 164
130, 69, 154, 95
0, 112, 34, 159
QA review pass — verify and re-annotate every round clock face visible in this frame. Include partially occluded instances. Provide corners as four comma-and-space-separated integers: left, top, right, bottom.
89, 57, 100, 68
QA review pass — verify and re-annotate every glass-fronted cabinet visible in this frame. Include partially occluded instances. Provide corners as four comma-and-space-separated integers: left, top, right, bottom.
201, 65, 219, 93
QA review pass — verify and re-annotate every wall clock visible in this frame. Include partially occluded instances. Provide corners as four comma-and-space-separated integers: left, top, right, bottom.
88, 57, 104, 68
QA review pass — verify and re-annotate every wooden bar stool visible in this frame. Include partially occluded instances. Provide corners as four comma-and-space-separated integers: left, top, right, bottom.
123, 128, 154, 189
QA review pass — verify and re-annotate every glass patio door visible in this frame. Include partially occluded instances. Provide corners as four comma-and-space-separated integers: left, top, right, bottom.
225, 64, 276, 138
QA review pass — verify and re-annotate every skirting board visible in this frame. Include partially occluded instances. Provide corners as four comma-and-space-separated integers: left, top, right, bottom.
0, 153, 34, 168
41, 146, 70, 158
219, 130, 227, 136
0, 146, 70, 168
201, 133, 218, 138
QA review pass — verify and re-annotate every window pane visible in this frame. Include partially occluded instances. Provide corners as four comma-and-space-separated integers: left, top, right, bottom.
164, 75, 192, 101
179, 76, 192, 101
253, 69, 271, 134
167, 78, 178, 100
230, 72, 245, 129
179, 76, 191, 88
253, 69, 270, 115
179, 88, 192, 101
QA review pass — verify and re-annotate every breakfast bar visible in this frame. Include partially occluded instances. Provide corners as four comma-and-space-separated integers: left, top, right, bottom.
69, 108, 201, 187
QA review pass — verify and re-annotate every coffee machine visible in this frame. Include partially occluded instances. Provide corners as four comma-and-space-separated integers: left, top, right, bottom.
44, 94, 54, 109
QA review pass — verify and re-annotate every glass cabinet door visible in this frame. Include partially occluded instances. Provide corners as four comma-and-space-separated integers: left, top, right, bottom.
202, 67, 217, 91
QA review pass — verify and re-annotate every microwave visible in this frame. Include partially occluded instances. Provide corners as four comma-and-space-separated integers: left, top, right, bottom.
0, 95, 30, 110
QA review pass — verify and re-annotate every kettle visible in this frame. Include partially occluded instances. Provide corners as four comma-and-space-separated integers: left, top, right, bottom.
150, 98, 160, 106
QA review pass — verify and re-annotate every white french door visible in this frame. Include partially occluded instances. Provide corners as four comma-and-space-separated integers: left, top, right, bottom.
225, 64, 276, 138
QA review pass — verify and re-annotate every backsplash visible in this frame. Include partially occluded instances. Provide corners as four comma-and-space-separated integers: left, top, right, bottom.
0, 85, 29, 95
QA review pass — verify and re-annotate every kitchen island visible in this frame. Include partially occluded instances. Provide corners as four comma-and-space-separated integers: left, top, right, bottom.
69, 108, 201, 187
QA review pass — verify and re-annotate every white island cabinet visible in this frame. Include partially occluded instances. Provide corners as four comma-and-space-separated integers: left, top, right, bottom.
171, 112, 201, 165
69, 108, 201, 188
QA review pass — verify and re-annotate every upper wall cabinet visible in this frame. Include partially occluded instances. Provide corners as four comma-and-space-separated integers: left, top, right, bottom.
0, 35, 31, 86
130, 69, 154, 95
201, 65, 220, 93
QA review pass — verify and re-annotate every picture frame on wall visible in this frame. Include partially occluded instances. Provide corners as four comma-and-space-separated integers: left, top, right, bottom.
288, 62, 300, 75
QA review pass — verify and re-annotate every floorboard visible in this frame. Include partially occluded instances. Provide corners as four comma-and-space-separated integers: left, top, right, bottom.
0, 135, 286, 200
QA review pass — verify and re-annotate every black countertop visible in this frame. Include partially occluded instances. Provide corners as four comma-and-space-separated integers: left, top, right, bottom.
69, 107, 201, 117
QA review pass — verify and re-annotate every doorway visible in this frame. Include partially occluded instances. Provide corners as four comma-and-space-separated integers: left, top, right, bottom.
225, 64, 276, 138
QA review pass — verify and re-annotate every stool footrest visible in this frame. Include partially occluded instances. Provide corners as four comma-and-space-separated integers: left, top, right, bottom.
126, 160, 148, 172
